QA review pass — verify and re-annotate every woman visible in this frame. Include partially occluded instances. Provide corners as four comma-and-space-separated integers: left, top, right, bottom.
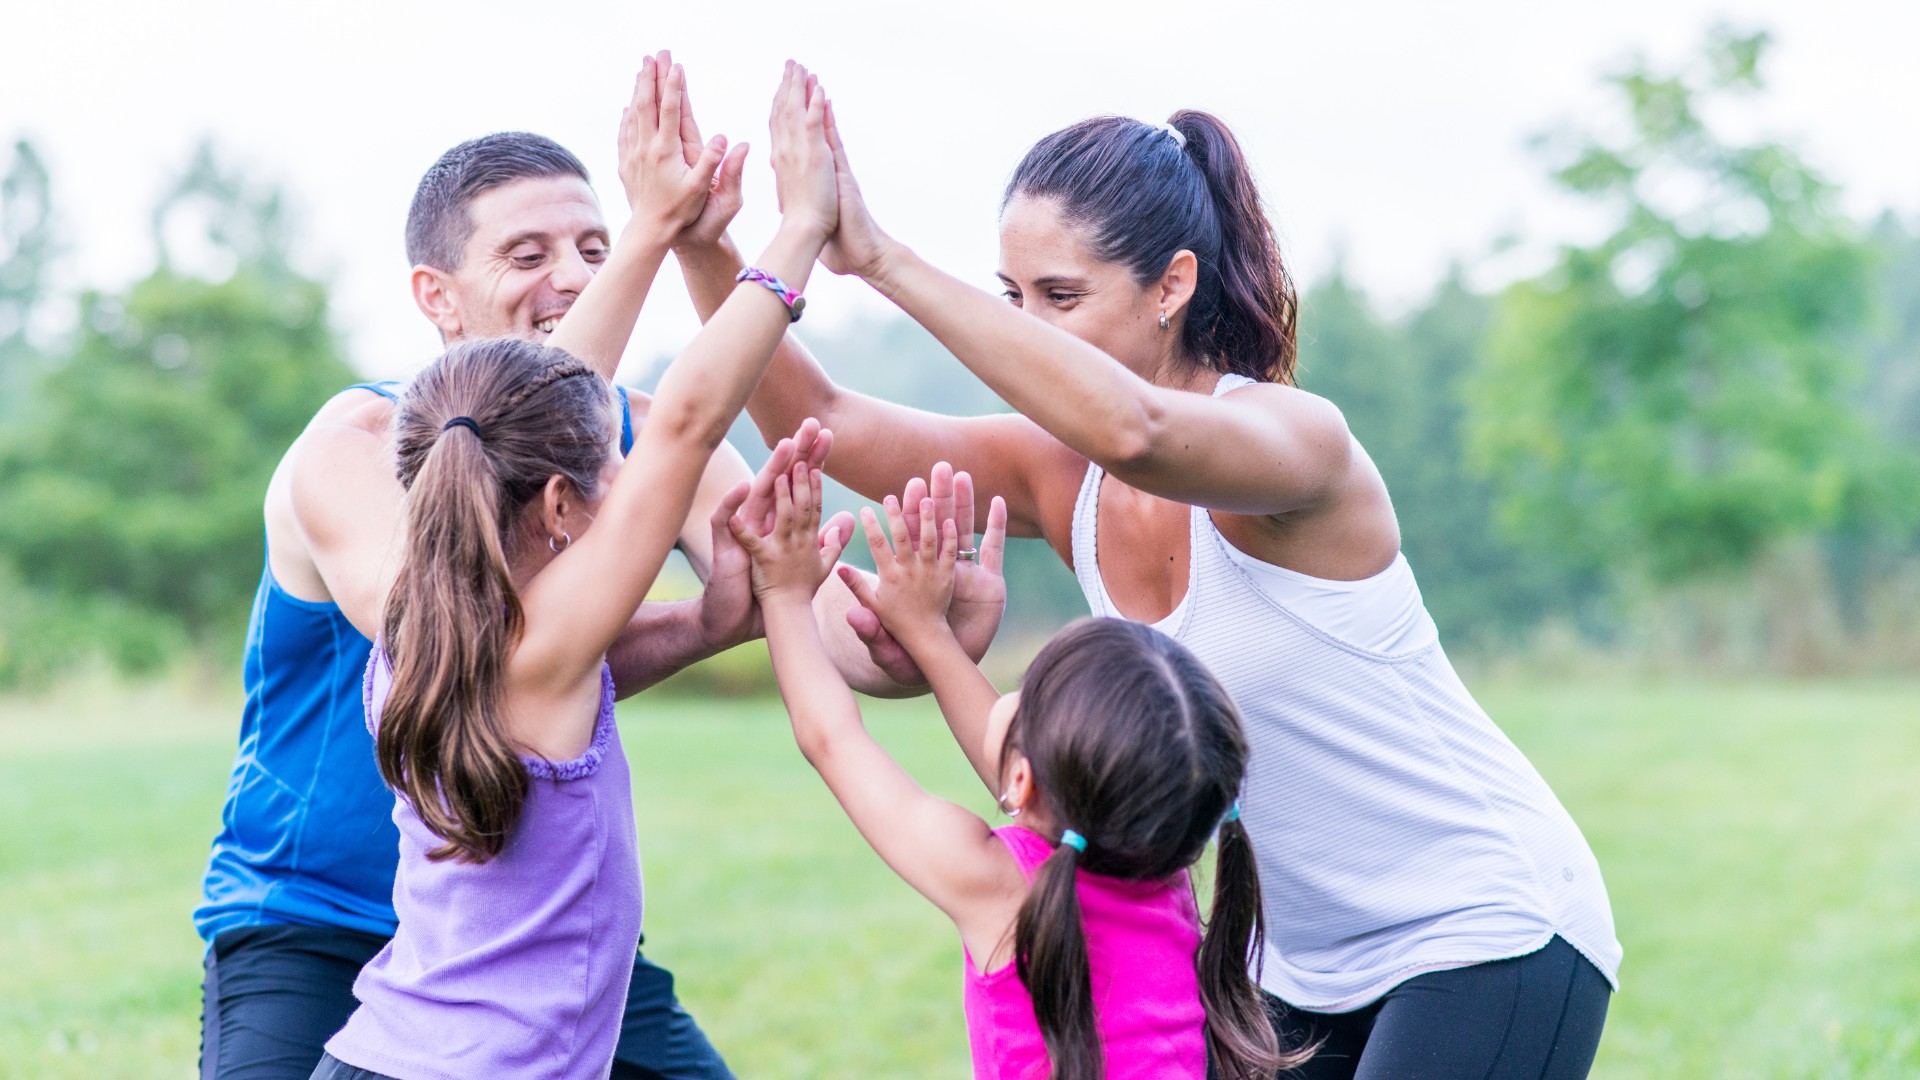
739, 105, 1621, 1077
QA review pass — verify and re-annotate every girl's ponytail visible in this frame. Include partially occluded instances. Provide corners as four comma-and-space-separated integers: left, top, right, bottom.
1168, 110, 1298, 387
379, 338, 613, 863
1199, 818, 1301, 1077
379, 420, 528, 863
1016, 840, 1102, 1080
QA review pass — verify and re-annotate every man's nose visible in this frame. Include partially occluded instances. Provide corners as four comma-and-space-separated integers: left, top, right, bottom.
551, 247, 596, 295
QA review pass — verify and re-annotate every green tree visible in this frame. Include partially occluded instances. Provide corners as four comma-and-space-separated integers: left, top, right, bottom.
0, 141, 355, 681
1468, 27, 1896, 584
0, 138, 57, 421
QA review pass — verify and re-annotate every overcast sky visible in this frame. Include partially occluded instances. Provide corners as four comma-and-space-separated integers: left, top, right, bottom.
5, 0, 1915, 381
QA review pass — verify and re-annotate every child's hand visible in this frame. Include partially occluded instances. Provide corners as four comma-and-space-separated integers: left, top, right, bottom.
855, 494, 957, 647
767, 60, 836, 245
730, 460, 847, 603
618, 51, 731, 239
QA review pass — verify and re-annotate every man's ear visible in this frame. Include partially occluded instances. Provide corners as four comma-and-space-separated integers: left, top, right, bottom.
1157, 249, 1199, 321
412, 265, 462, 341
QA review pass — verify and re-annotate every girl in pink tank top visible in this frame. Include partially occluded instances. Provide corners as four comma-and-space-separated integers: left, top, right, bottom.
732, 468, 1312, 1080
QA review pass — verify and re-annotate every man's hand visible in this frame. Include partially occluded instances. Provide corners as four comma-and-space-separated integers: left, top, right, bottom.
668, 58, 749, 253
619, 51, 735, 241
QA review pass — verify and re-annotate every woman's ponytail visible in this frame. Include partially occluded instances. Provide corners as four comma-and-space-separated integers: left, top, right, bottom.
378, 338, 613, 864
1168, 110, 1298, 386
379, 421, 529, 863
1016, 840, 1102, 1080
1199, 818, 1303, 1077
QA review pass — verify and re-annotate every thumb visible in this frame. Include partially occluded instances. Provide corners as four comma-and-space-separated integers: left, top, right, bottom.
727, 512, 761, 553
837, 564, 883, 616
690, 134, 727, 191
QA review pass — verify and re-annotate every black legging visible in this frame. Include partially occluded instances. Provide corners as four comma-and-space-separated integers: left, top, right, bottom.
1266, 935, 1611, 1079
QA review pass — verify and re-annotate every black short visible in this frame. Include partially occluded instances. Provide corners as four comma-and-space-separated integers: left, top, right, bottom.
1265, 935, 1611, 1080
200, 923, 733, 1080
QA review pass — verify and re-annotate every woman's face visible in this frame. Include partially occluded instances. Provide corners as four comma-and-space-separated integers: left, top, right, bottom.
997, 195, 1169, 379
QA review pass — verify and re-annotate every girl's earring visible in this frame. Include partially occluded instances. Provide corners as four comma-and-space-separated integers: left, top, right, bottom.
549, 530, 572, 553
1158, 310, 1170, 331
996, 789, 1022, 818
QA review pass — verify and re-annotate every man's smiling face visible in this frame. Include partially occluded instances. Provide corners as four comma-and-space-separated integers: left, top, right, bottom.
432, 175, 610, 343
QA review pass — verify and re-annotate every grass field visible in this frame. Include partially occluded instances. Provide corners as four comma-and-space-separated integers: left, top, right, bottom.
2, 675, 1917, 1079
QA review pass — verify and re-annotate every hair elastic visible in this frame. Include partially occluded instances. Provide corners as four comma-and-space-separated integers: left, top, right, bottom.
442, 416, 482, 438
1222, 801, 1241, 825
1156, 121, 1187, 151
1059, 829, 1088, 853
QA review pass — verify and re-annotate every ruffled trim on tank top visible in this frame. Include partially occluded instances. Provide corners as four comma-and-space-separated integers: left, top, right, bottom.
521, 664, 618, 782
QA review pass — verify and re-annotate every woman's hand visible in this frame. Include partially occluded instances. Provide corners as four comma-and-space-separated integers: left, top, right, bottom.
818, 99, 901, 281
855, 493, 958, 648
768, 61, 837, 245
730, 460, 847, 604
619, 51, 729, 242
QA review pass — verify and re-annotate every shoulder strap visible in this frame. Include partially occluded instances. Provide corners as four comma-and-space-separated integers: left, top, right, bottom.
344, 380, 403, 401
617, 385, 635, 456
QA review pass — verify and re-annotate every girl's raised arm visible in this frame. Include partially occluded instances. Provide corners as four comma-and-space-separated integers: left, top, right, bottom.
512, 61, 835, 699
736, 463, 1024, 936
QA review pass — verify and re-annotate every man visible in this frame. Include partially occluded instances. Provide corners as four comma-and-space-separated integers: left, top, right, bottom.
197, 63, 1001, 1080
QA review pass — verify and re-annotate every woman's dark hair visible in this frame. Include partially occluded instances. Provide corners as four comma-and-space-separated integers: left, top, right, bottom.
1002, 618, 1305, 1079
380, 337, 614, 862
1004, 111, 1298, 385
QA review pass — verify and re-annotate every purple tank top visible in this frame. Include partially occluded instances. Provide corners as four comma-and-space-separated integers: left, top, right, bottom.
325, 650, 641, 1080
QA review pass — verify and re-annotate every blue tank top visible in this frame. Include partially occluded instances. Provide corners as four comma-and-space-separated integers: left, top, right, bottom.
195, 381, 638, 942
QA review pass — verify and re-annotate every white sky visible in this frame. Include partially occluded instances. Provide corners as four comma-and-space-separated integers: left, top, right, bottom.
5, 0, 1916, 381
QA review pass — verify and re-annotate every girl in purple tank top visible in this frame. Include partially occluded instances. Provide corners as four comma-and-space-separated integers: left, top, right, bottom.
731, 469, 1312, 1080
316, 58, 844, 1080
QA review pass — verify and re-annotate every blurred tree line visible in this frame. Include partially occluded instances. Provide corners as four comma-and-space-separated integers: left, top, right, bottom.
0, 27, 1915, 688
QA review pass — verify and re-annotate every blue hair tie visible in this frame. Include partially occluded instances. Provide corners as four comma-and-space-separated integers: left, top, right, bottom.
1059, 829, 1088, 853
1223, 801, 1241, 825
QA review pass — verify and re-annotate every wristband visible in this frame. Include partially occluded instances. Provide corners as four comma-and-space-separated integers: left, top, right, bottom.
736, 267, 805, 323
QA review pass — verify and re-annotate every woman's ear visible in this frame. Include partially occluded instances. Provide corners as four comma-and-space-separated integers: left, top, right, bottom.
1158, 249, 1199, 319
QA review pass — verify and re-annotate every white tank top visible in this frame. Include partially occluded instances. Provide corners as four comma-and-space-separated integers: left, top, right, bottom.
1069, 373, 1621, 1011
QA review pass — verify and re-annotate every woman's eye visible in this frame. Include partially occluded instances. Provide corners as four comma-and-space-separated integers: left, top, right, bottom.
1049, 292, 1079, 304
1001, 289, 1022, 305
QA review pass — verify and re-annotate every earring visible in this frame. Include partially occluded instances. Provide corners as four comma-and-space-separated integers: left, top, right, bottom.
549, 530, 572, 553
996, 789, 1022, 818
1158, 310, 1170, 331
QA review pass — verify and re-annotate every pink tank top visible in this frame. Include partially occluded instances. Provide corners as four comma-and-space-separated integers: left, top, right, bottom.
962, 826, 1207, 1080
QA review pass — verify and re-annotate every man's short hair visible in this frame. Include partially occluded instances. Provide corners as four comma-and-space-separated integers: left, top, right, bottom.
405, 133, 591, 271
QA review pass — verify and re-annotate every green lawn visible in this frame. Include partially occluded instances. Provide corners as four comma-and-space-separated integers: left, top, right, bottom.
1, 676, 1916, 1078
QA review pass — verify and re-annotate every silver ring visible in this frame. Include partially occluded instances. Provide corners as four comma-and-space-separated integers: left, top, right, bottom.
956, 547, 979, 562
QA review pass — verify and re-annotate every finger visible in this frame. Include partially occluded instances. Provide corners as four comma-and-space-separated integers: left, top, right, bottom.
690, 133, 726, 194
844, 600, 884, 643
821, 510, 857, 550
711, 480, 750, 531
635, 56, 659, 140
806, 426, 833, 471
980, 496, 1009, 574
677, 61, 704, 166
930, 462, 956, 546
882, 494, 911, 556
810, 467, 826, 526
789, 417, 823, 465
838, 563, 883, 617
953, 469, 977, 550
773, 475, 793, 536
660, 63, 685, 151
918, 497, 938, 558
717, 140, 749, 195
791, 461, 814, 530
941, 518, 959, 566
751, 439, 797, 519
859, 506, 893, 566
901, 476, 928, 539
727, 512, 761, 553
819, 516, 848, 568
